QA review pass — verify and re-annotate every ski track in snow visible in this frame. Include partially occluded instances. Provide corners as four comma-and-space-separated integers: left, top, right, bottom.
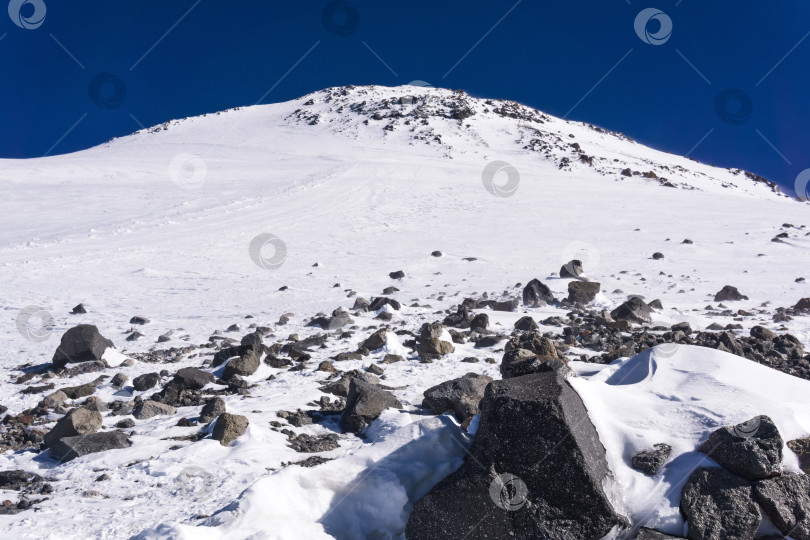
0, 85, 808, 539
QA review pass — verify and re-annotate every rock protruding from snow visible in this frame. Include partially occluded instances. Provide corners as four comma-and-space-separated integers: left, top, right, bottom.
341, 378, 402, 433
567, 281, 600, 305
522, 279, 556, 307
421, 373, 493, 422
753, 473, 810, 539
559, 260, 584, 280
52, 325, 114, 368
49, 431, 131, 462
133, 400, 177, 420
360, 328, 387, 351
44, 408, 102, 447
406, 371, 626, 539
630, 443, 671, 476
714, 285, 749, 302
610, 297, 652, 324
212, 413, 249, 446
199, 397, 226, 424
500, 332, 568, 378
679, 467, 760, 540
417, 323, 455, 362
223, 350, 260, 380
698, 415, 783, 481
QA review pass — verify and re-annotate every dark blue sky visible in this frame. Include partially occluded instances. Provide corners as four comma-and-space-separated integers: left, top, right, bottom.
3, 1, 809, 194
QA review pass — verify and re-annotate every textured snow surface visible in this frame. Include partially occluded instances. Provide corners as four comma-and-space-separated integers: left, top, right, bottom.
0, 85, 809, 538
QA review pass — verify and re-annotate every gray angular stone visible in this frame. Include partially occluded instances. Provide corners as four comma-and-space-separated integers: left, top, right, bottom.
0, 470, 43, 491
406, 371, 627, 539
199, 397, 226, 424
133, 400, 176, 420
611, 297, 652, 324
361, 328, 388, 351
631, 443, 671, 475
698, 415, 783, 481
422, 373, 493, 421
223, 350, 260, 380
212, 413, 248, 446
110, 373, 128, 388
132, 372, 160, 391
44, 407, 102, 447
52, 325, 114, 368
48, 431, 131, 462
40, 390, 68, 409
753, 473, 810, 540
714, 286, 748, 302
568, 281, 601, 304
513, 316, 538, 331
523, 278, 556, 307
341, 378, 402, 433
679, 467, 760, 540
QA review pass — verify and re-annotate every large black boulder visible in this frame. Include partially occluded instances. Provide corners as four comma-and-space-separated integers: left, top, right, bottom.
568, 281, 601, 304
341, 378, 402, 433
522, 279, 556, 307
753, 473, 810, 539
406, 371, 627, 539
421, 373, 493, 421
698, 415, 783, 481
610, 297, 652, 324
679, 467, 760, 540
52, 325, 113, 368
714, 285, 748, 302
48, 431, 131, 462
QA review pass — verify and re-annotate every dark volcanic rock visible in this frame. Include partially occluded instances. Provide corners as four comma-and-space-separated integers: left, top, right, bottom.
714, 285, 748, 302
368, 297, 401, 311
753, 473, 810, 539
389, 270, 405, 279
288, 433, 340, 453
631, 443, 671, 475
223, 350, 260, 380
361, 328, 388, 351
635, 527, 682, 539
0, 470, 43, 491
52, 325, 114, 368
469, 313, 489, 331
788, 437, 810, 474
44, 408, 102, 447
679, 467, 760, 540
513, 316, 538, 331
698, 415, 783, 481
421, 373, 493, 421
341, 378, 402, 433
568, 281, 600, 304
133, 400, 176, 420
610, 297, 652, 324
199, 397, 226, 424
71, 303, 87, 314
49, 431, 131, 462
406, 371, 626, 539
212, 413, 249, 446
132, 372, 160, 391
522, 278, 556, 307
559, 259, 584, 279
